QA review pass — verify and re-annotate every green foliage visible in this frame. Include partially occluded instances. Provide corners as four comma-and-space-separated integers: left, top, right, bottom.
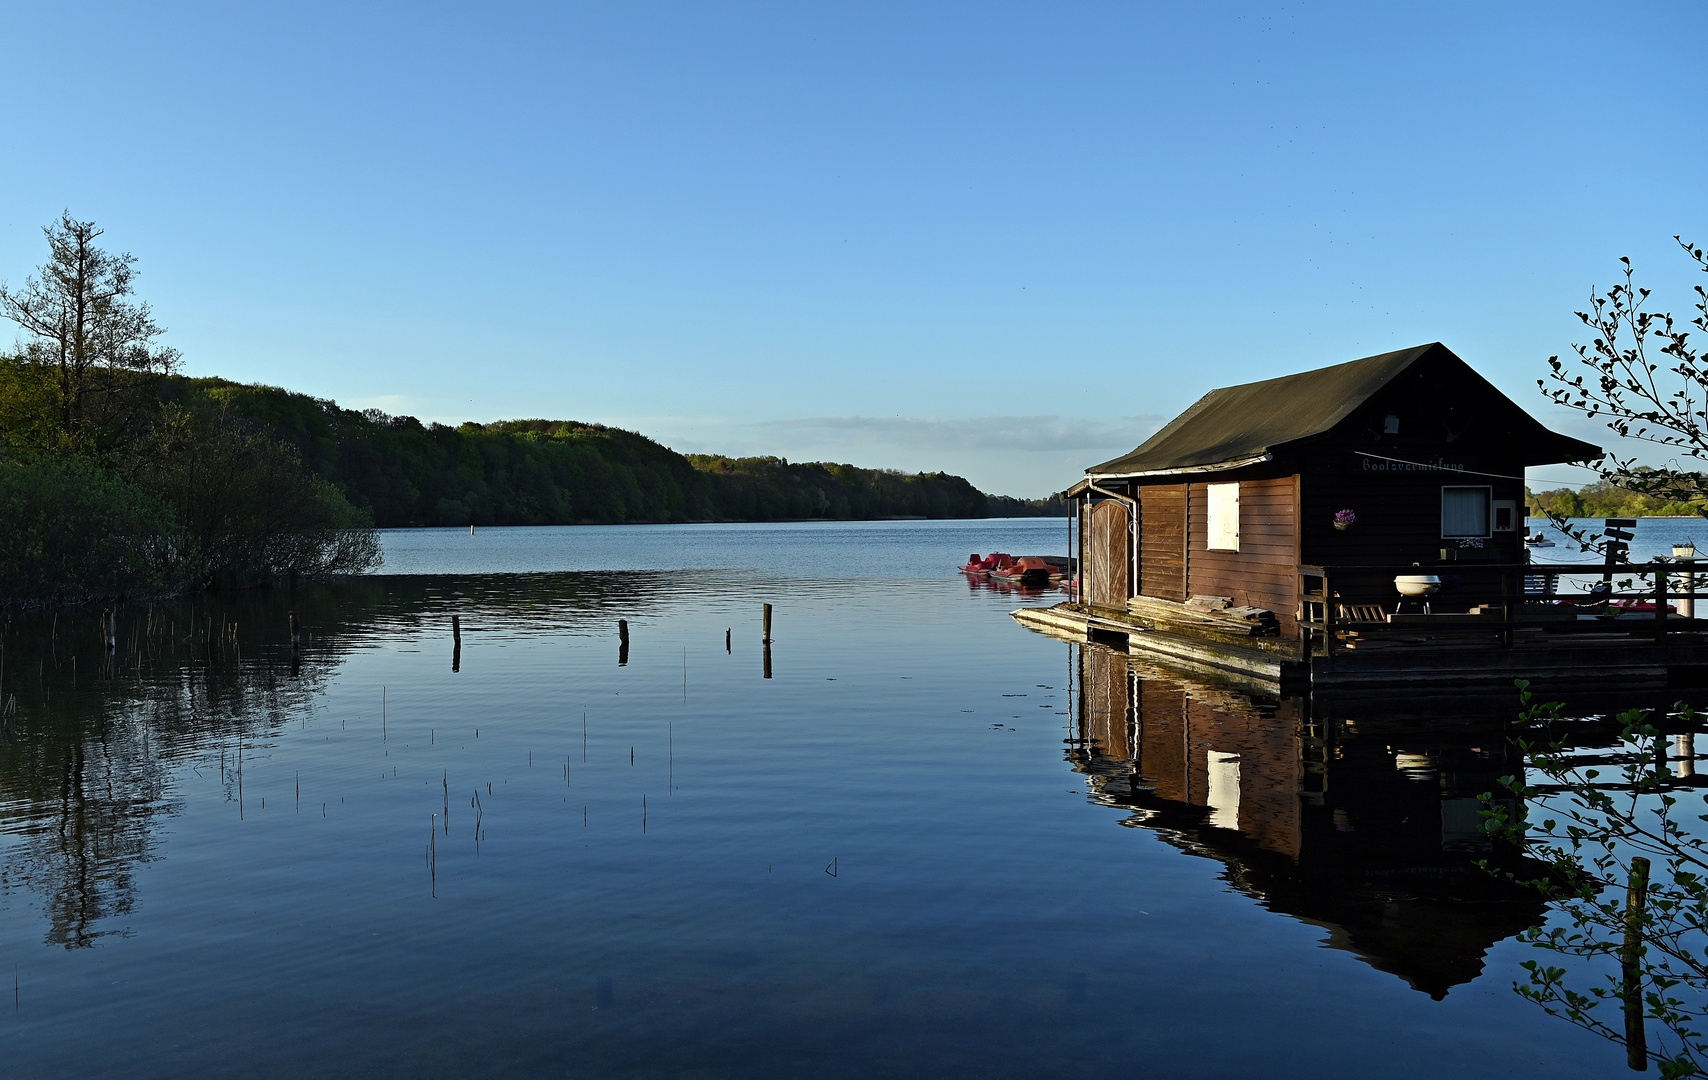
1481, 682, 1708, 1075
178, 378, 998, 526
0, 457, 179, 603
986, 493, 1071, 518
0, 216, 382, 606
686, 455, 988, 521
134, 406, 379, 588
0, 214, 179, 459
1528, 476, 1707, 519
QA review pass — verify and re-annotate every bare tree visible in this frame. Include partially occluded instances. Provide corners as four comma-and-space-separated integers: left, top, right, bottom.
0, 212, 180, 453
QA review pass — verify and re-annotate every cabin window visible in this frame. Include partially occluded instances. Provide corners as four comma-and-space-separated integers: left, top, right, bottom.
1441, 486, 1492, 538
1207, 482, 1239, 551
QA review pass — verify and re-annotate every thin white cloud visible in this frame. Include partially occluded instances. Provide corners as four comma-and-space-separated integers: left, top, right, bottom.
753, 413, 1165, 454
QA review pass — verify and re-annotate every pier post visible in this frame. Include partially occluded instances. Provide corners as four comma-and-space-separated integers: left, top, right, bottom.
763, 604, 773, 644
1624, 856, 1651, 1071
618, 620, 629, 667
452, 614, 462, 672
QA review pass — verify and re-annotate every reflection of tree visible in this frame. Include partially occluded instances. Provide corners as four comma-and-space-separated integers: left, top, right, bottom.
0, 598, 338, 946
0, 571, 684, 947
1, 713, 163, 947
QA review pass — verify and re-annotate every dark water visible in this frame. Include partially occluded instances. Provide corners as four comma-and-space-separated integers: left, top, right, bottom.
0, 519, 1646, 1077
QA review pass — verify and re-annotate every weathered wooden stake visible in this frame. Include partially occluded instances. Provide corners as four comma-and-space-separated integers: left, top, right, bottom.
725, 628, 731, 653
1624, 855, 1652, 1071
618, 619, 629, 666
763, 604, 773, 643
452, 614, 462, 672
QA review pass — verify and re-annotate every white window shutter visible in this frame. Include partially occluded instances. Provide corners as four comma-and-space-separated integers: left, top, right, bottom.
1207, 483, 1240, 551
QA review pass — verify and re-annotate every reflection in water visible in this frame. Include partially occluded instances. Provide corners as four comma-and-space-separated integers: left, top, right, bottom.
0, 573, 684, 949
0, 598, 341, 948
1069, 643, 1548, 999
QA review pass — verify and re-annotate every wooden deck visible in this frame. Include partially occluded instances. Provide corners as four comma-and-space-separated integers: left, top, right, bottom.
1012, 601, 1708, 692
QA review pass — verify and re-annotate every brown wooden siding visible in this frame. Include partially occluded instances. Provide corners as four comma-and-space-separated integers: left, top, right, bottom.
1183, 476, 1301, 633
1139, 484, 1187, 602
1087, 498, 1131, 610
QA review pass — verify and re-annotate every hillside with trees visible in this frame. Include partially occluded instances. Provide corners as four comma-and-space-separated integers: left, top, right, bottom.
0, 215, 1052, 606
170, 377, 1000, 527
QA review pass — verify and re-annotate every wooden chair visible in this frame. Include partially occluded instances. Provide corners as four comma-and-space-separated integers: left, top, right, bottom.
1335, 602, 1388, 624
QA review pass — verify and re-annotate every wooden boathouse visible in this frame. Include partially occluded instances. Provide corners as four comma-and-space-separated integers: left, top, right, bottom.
1015, 342, 1708, 690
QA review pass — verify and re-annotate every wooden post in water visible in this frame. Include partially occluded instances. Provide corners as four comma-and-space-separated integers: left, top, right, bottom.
763, 604, 773, 644
1624, 855, 1652, 1071
452, 615, 462, 672
618, 620, 629, 667
725, 628, 730, 653
288, 611, 302, 652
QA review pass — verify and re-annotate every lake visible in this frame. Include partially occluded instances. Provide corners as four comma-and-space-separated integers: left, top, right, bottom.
0, 517, 1672, 1077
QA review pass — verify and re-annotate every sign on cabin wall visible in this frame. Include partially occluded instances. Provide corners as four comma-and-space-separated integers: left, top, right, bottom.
1351, 454, 1467, 474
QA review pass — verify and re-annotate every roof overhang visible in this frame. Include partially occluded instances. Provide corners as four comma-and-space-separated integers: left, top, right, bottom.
1086, 452, 1274, 482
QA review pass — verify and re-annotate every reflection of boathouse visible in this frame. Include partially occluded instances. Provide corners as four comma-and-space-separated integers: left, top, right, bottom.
1020, 342, 1708, 690
1071, 642, 1546, 998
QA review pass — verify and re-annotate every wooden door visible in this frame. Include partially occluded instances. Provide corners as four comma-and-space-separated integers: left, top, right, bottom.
1088, 499, 1131, 609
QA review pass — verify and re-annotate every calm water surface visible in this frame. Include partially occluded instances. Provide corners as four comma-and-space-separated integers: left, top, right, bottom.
0, 519, 1659, 1077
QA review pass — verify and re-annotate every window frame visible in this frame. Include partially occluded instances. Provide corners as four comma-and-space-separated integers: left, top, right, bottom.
1441, 485, 1493, 539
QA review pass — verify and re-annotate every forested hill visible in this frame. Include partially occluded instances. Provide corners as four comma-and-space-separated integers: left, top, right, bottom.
172, 377, 1040, 526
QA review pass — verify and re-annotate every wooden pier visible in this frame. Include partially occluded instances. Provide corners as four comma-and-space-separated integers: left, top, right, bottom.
1015, 558, 1708, 692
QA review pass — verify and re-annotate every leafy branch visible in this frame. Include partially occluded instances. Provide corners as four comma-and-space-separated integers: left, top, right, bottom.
1483, 682, 1708, 1074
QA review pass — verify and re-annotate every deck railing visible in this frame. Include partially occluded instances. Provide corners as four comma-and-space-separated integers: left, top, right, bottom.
1297, 560, 1704, 656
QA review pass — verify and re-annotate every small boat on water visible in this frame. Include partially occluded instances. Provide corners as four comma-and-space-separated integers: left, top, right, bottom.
1524, 531, 1555, 547
960, 552, 1011, 575
989, 556, 1060, 583
960, 553, 1070, 584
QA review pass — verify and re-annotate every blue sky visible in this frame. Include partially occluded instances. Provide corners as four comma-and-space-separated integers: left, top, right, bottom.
1, 1, 1703, 497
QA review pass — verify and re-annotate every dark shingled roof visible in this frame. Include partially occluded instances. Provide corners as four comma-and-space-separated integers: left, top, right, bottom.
1087, 342, 1602, 476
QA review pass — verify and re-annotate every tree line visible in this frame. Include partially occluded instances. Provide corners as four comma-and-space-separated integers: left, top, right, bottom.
1526, 474, 1707, 519
0, 214, 379, 606
0, 214, 1058, 606
170, 375, 1006, 527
